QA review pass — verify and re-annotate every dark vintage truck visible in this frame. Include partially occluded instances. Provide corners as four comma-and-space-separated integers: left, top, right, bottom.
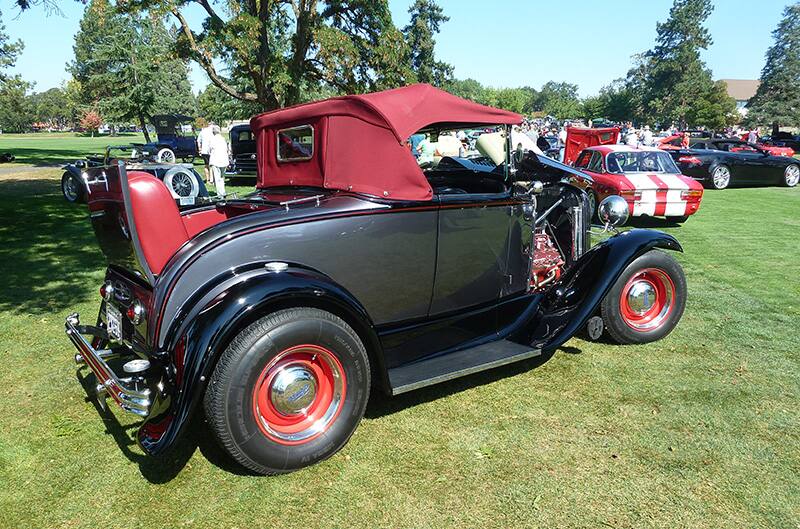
65, 84, 687, 475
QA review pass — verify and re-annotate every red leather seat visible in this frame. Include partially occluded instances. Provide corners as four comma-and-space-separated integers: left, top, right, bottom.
127, 172, 189, 275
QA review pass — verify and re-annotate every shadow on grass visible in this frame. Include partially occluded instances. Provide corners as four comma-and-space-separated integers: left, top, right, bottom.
1, 148, 91, 167
625, 216, 687, 229
0, 178, 106, 315
76, 368, 258, 482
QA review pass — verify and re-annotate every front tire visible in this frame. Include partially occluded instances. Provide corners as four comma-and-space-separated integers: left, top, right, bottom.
156, 148, 176, 164
783, 164, 799, 187
601, 250, 687, 345
204, 308, 370, 475
61, 172, 85, 203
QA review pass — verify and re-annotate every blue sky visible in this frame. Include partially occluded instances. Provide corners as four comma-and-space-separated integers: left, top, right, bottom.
1, 0, 790, 97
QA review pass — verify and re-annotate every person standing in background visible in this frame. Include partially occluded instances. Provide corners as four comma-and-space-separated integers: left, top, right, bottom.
208, 125, 229, 196
641, 125, 654, 147
197, 120, 215, 184
558, 122, 569, 162
747, 128, 759, 144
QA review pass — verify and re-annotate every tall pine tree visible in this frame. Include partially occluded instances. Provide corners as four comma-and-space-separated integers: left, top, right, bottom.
69, 0, 196, 141
403, 0, 453, 86
633, 0, 736, 129
746, 3, 800, 133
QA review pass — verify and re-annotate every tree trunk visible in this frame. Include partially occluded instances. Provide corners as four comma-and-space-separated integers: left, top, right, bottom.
772, 121, 779, 137
139, 115, 151, 143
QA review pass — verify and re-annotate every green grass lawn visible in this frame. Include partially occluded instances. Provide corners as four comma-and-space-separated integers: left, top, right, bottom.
0, 167, 798, 529
0, 132, 148, 166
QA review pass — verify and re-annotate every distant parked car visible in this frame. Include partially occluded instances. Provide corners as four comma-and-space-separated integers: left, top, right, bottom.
132, 114, 199, 163
225, 123, 257, 178
61, 145, 208, 204
666, 139, 800, 189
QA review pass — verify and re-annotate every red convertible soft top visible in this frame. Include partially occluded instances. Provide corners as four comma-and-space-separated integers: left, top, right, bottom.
250, 84, 522, 201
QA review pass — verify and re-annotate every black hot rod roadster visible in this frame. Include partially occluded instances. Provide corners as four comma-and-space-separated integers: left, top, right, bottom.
65, 84, 687, 475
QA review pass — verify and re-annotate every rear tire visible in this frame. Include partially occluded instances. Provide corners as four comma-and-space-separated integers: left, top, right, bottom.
783, 164, 799, 187
204, 308, 370, 475
601, 250, 686, 345
708, 164, 731, 190
61, 172, 85, 203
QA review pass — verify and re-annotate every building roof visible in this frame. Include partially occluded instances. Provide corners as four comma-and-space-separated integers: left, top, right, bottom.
719, 79, 760, 101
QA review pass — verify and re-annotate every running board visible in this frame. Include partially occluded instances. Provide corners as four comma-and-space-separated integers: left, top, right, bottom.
388, 340, 541, 395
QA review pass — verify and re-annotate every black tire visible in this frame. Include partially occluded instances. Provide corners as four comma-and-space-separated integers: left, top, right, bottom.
665, 215, 689, 224
783, 164, 799, 187
708, 164, 731, 190
204, 307, 370, 475
601, 250, 686, 345
61, 171, 85, 203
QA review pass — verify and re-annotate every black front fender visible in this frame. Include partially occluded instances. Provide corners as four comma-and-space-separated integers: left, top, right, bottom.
137, 266, 381, 455
523, 229, 682, 352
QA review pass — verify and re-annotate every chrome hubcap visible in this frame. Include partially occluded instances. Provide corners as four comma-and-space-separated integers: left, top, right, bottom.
626, 281, 657, 314
269, 365, 317, 416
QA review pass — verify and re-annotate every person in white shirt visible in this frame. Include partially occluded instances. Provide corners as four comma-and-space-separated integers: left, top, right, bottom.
747, 128, 759, 144
197, 122, 216, 184
208, 125, 229, 196
625, 127, 639, 147
641, 125, 654, 147
558, 123, 568, 161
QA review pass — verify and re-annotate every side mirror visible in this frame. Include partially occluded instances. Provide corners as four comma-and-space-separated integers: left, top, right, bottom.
598, 195, 629, 231
74, 160, 86, 168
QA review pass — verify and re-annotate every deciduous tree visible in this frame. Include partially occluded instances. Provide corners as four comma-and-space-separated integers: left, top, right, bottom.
746, 3, 800, 133
80, 109, 103, 136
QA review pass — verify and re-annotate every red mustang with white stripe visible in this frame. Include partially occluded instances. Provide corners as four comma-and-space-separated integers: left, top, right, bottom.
572, 145, 704, 223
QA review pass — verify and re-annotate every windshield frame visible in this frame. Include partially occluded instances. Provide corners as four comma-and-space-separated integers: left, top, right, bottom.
605, 150, 681, 175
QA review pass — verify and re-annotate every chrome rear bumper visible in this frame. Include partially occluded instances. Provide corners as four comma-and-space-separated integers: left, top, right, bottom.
65, 313, 151, 417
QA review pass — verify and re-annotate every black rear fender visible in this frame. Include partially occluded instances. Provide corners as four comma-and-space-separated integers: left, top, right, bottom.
138, 265, 382, 455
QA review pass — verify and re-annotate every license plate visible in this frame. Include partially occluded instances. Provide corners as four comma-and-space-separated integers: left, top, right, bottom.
179, 196, 195, 206
106, 303, 122, 341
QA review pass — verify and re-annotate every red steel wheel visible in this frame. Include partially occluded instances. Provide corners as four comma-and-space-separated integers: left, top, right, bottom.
601, 250, 687, 345
618, 268, 675, 332
204, 308, 370, 475
252, 344, 346, 445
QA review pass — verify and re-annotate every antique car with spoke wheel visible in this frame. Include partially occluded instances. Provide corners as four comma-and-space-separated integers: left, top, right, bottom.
64, 84, 688, 475
61, 145, 208, 205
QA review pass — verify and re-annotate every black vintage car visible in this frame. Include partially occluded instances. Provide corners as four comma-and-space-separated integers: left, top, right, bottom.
61, 145, 208, 205
65, 85, 687, 475
132, 114, 199, 163
667, 138, 800, 189
225, 123, 257, 178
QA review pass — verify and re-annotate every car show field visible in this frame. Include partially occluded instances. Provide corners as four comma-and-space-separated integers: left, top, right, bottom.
0, 161, 797, 527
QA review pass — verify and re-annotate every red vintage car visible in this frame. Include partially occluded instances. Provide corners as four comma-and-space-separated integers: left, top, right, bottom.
571, 143, 704, 223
